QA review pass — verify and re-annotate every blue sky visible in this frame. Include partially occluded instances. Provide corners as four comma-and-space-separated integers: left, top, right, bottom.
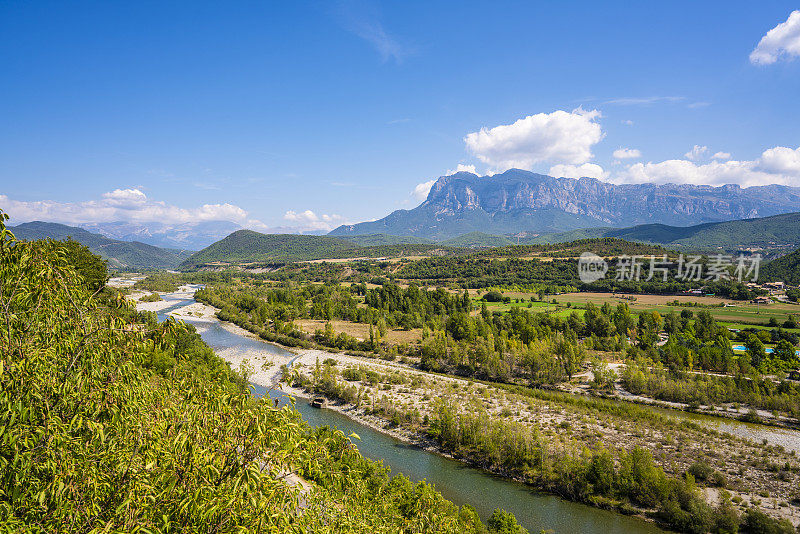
1, 1, 799, 232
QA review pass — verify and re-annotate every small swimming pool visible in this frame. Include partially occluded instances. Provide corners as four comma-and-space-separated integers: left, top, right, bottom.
731, 344, 800, 355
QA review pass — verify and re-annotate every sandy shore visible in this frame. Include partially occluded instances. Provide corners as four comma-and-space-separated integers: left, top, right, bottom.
107, 275, 145, 289
130, 291, 298, 389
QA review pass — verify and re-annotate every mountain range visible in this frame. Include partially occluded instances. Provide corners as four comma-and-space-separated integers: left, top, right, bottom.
179, 211, 800, 267
11, 221, 193, 269
79, 220, 243, 250
330, 169, 800, 240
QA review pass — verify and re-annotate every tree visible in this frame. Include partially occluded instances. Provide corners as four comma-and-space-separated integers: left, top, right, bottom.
664, 310, 680, 334
587, 450, 616, 495
458, 505, 486, 533
742, 508, 795, 534
484, 290, 503, 302
487, 509, 528, 534
447, 313, 475, 341
745, 334, 766, 369
773, 340, 798, 367
613, 303, 635, 338
60, 238, 109, 292
637, 312, 662, 349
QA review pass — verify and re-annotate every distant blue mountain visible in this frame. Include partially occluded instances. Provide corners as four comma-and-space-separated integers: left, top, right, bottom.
11, 221, 192, 269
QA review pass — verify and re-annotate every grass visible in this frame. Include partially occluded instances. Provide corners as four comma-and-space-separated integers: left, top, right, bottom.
294, 319, 422, 344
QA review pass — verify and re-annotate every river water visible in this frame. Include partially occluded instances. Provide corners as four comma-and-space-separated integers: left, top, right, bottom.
151, 288, 800, 533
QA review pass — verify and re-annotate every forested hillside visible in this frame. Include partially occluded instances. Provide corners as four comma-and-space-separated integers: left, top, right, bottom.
182, 229, 466, 266
761, 247, 800, 284
11, 220, 192, 269
441, 232, 517, 247
182, 229, 678, 268
181, 230, 359, 265
0, 213, 519, 533
341, 233, 435, 246
533, 212, 800, 256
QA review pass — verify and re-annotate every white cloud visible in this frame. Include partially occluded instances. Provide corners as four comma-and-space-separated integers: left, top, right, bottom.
750, 10, 800, 65
549, 163, 608, 180
616, 145, 800, 187
622, 120, 634, 126
684, 145, 709, 161
758, 145, 800, 175
605, 96, 684, 105
713, 151, 731, 160
464, 108, 604, 172
612, 148, 641, 160
446, 164, 478, 176
412, 179, 437, 201
283, 209, 345, 231
339, 1, 410, 63
102, 188, 147, 207
0, 188, 267, 230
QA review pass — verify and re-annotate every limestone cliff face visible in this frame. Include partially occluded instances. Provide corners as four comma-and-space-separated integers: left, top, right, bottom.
331, 169, 800, 239
425, 171, 797, 224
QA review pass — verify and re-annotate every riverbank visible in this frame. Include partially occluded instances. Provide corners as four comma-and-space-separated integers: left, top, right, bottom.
285, 353, 800, 528
568, 382, 800, 431
130, 291, 800, 529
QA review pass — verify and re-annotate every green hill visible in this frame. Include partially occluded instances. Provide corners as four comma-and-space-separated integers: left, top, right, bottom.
441, 232, 515, 247
10, 221, 192, 269
182, 230, 471, 266
531, 212, 800, 255
761, 247, 800, 284
182, 228, 683, 267
181, 230, 360, 266
340, 233, 434, 246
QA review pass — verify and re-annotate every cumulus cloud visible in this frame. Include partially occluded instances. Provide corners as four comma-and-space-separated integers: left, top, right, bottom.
446, 164, 478, 176
615, 145, 800, 187
684, 145, 709, 161
283, 210, 345, 231
102, 188, 148, 207
412, 179, 437, 201
464, 108, 604, 172
750, 10, 800, 65
0, 188, 267, 229
549, 163, 608, 180
612, 148, 641, 160
758, 145, 800, 175
713, 151, 731, 160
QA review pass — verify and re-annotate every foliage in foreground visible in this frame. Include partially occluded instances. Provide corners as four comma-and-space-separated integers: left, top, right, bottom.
0, 215, 514, 533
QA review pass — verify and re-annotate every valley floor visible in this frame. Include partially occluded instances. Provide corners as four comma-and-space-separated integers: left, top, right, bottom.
129, 290, 800, 530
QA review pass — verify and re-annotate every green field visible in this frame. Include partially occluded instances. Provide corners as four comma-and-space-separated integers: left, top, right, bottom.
472, 290, 800, 328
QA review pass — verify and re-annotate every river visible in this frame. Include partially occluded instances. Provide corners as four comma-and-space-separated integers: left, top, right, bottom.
151, 287, 800, 533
